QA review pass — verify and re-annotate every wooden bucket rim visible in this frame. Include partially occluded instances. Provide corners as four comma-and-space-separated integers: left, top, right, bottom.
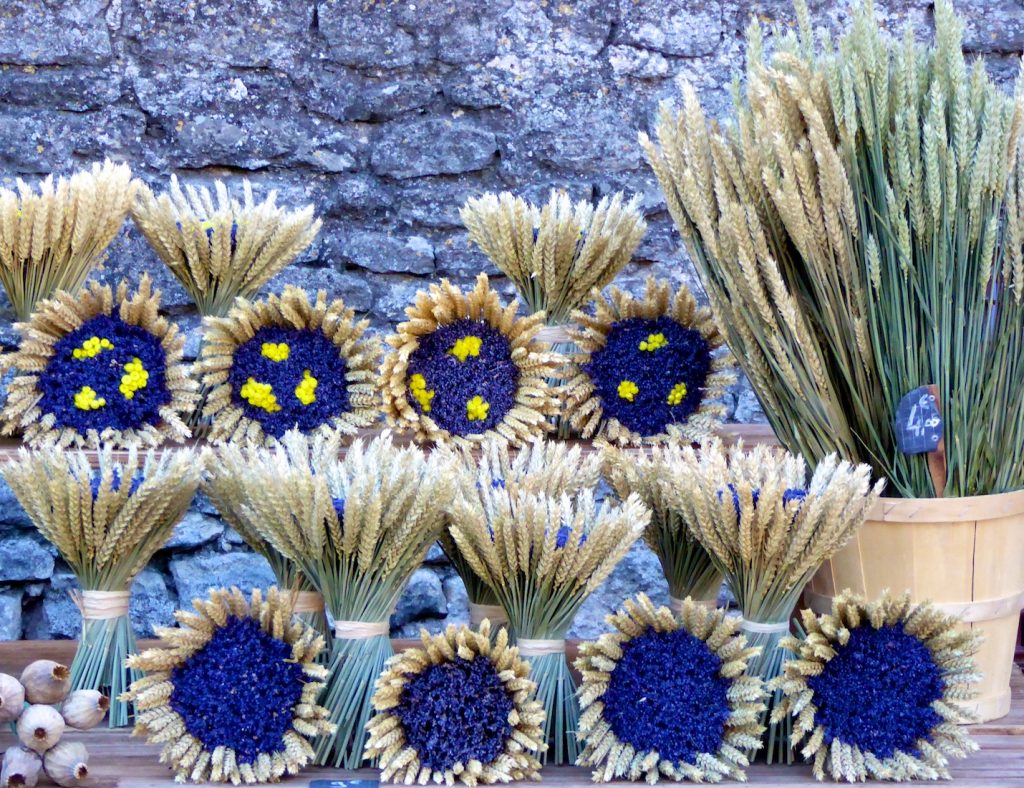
869, 488, 1024, 523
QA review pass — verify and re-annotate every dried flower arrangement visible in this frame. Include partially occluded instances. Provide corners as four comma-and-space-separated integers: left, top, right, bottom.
131, 176, 321, 318
1, 660, 108, 788
200, 433, 455, 767
122, 587, 335, 784
640, 0, 1024, 497
602, 444, 720, 608
659, 441, 883, 763
365, 620, 546, 785
197, 286, 381, 446
448, 468, 649, 764
774, 592, 980, 780
576, 594, 766, 783
0, 160, 136, 321
381, 273, 562, 447
563, 278, 735, 445
1, 447, 202, 727
0, 275, 196, 448
443, 439, 602, 627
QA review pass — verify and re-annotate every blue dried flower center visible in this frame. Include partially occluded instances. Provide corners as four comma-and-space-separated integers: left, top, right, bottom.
229, 327, 351, 439
808, 624, 944, 758
169, 616, 305, 764
585, 317, 712, 436
394, 655, 514, 771
406, 319, 518, 437
37, 314, 171, 432
603, 627, 730, 764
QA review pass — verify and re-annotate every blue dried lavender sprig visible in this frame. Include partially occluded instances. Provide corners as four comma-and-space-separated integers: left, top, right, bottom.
394, 655, 514, 772
406, 319, 519, 437
37, 314, 171, 432
584, 316, 712, 436
807, 624, 944, 759
602, 626, 731, 764
89, 468, 144, 499
716, 485, 806, 518
169, 616, 305, 765
228, 326, 351, 438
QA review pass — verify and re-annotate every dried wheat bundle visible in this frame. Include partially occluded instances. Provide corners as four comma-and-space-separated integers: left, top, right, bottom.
442, 439, 602, 627
380, 273, 562, 447
576, 594, 766, 783
123, 587, 335, 783
1, 274, 196, 449
603, 444, 720, 608
659, 441, 884, 763
460, 190, 646, 326
773, 591, 980, 781
1, 446, 202, 727
365, 620, 546, 785
563, 277, 735, 445
131, 176, 321, 317
197, 286, 381, 446
0, 160, 136, 321
448, 475, 649, 764
204, 432, 456, 767
640, 0, 1024, 497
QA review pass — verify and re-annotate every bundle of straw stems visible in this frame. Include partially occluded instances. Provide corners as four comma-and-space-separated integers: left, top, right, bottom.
201, 431, 455, 768
659, 441, 883, 763
448, 472, 649, 764
602, 444, 721, 607
0, 160, 136, 321
0, 446, 202, 727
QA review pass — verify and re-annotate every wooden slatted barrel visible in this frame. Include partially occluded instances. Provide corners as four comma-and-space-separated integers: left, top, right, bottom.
807, 490, 1024, 722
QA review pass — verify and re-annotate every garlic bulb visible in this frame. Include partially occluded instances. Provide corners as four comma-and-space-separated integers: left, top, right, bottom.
42, 742, 89, 788
1, 746, 43, 788
0, 673, 25, 724
19, 661, 70, 705
16, 705, 65, 754
60, 690, 109, 731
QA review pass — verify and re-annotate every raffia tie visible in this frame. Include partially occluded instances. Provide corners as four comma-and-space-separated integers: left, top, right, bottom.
668, 595, 719, 614
291, 591, 325, 614
71, 590, 131, 620
334, 620, 389, 639
469, 603, 507, 628
739, 619, 791, 635
517, 638, 566, 656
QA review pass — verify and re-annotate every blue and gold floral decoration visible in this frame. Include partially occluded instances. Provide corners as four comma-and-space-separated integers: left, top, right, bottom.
563, 277, 736, 446
381, 273, 562, 447
0, 275, 195, 448
123, 586, 335, 784
773, 591, 980, 781
576, 594, 766, 783
364, 619, 545, 785
197, 286, 381, 446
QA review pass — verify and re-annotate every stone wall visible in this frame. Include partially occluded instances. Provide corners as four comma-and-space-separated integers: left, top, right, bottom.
0, 0, 1019, 640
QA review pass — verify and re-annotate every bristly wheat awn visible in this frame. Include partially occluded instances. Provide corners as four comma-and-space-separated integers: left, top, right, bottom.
0, 274, 196, 449
0, 160, 136, 321
197, 286, 382, 447
131, 175, 321, 318
1, 446, 202, 727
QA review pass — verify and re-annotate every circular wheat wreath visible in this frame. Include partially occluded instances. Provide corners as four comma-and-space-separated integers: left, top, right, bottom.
197, 285, 381, 446
123, 586, 336, 784
380, 272, 562, 447
575, 593, 766, 783
562, 277, 735, 446
773, 590, 981, 782
364, 619, 546, 785
1, 274, 195, 448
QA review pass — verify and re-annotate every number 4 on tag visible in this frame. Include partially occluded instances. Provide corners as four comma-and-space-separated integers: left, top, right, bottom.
894, 384, 947, 496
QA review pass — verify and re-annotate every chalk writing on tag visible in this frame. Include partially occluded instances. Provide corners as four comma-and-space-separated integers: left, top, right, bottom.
894, 385, 943, 455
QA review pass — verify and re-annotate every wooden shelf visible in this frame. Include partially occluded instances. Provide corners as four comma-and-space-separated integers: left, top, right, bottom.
1, 641, 1022, 785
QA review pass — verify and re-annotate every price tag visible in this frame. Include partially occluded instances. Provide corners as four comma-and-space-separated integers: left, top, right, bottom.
894, 385, 943, 455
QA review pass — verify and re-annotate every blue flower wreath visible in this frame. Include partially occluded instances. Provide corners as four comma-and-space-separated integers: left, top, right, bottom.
584, 316, 712, 437
227, 326, 351, 440
36, 314, 171, 434
405, 319, 519, 437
